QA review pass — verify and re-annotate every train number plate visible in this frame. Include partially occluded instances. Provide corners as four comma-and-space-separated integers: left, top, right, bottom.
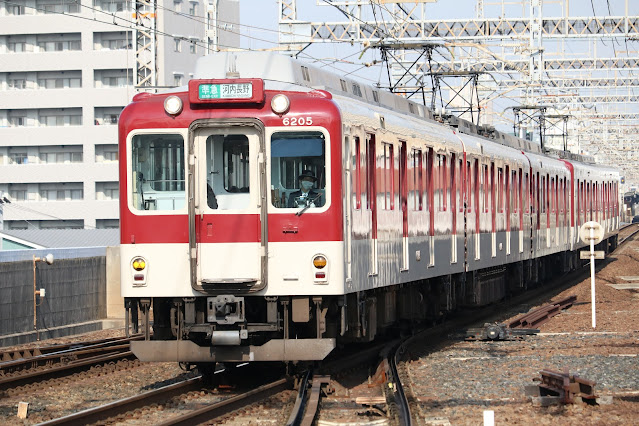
282, 116, 313, 126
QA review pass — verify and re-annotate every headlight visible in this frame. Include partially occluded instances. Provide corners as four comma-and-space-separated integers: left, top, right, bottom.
313, 255, 327, 269
271, 94, 290, 114
132, 257, 146, 271
164, 95, 183, 115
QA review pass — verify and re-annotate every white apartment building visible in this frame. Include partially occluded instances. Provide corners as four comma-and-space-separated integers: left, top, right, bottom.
0, 0, 239, 230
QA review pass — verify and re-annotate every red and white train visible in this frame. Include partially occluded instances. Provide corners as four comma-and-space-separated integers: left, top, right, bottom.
119, 52, 620, 366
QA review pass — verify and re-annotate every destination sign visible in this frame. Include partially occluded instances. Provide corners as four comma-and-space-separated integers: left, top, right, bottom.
198, 83, 253, 100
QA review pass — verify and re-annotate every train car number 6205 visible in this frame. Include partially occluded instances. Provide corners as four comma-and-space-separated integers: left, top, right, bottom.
282, 117, 313, 126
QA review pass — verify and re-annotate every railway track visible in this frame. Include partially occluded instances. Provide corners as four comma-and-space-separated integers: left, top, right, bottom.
5, 227, 637, 424
618, 223, 639, 243
0, 335, 141, 393
37, 366, 295, 426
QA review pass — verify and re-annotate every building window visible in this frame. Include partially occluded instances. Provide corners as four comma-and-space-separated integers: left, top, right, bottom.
40, 1, 81, 14
9, 190, 27, 201
190, 41, 196, 54
92, 0, 130, 12
96, 182, 119, 200
189, 2, 196, 15
39, 114, 82, 126
8, 153, 28, 164
39, 185, 83, 201
8, 79, 26, 89
173, 0, 182, 12
37, 77, 81, 89
174, 38, 181, 52
173, 74, 184, 86
8, 116, 26, 127
8, 42, 26, 53
8, 4, 25, 15
7, 221, 28, 230
39, 150, 82, 164
95, 144, 118, 163
36, 38, 81, 52
96, 219, 119, 229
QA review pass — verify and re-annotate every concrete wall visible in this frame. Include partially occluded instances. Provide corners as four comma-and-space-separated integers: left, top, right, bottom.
106, 245, 124, 318
0, 246, 123, 346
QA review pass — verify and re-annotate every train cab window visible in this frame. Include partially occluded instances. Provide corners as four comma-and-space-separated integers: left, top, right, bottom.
130, 134, 185, 211
270, 131, 326, 209
204, 134, 251, 210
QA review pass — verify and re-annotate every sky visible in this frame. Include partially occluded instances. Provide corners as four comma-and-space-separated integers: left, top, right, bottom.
237, 1, 639, 124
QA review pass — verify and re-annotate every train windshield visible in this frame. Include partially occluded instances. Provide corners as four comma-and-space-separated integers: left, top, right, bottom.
270, 131, 327, 209
130, 134, 185, 211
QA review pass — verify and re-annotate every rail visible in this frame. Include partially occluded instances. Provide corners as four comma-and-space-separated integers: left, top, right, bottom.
507, 295, 577, 329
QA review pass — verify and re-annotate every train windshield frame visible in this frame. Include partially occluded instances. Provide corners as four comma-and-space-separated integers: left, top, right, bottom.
269, 130, 329, 211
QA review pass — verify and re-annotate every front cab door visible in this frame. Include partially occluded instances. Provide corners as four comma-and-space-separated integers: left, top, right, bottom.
188, 119, 267, 294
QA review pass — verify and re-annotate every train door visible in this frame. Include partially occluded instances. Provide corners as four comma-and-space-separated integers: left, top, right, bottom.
518, 168, 524, 253
367, 134, 378, 275
474, 159, 480, 260
505, 165, 510, 256
188, 122, 266, 293
490, 162, 496, 257
400, 141, 409, 270
451, 153, 457, 263
344, 131, 353, 282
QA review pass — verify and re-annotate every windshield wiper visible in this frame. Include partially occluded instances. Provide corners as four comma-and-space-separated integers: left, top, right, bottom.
295, 193, 322, 216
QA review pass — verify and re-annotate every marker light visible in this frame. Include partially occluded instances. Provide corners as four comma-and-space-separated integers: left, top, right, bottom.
132, 257, 146, 271
313, 255, 327, 269
271, 94, 290, 114
164, 95, 183, 115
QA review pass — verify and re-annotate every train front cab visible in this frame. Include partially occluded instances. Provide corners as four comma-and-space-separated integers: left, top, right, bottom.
121, 83, 345, 363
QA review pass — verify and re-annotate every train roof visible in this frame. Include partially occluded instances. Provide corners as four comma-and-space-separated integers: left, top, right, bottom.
193, 52, 597, 166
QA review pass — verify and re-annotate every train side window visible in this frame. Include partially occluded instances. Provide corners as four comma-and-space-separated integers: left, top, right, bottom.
270, 131, 326, 209
550, 177, 555, 213
473, 159, 479, 215
436, 154, 447, 212
426, 148, 433, 213
497, 167, 504, 213
489, 162, 495, 214
382, 142, 394, 210
540, 175, 546, 214
511, 168, 517, 213
524, 172, 529, 213
366, 134, 376, 211
354, 136, 361, 210
458, 158, 463, 212
480, 164, 487, 212
130, 133, 185, 211
450, 153, 457, 213
412, 148, 423, 211
466, 160, 472, 212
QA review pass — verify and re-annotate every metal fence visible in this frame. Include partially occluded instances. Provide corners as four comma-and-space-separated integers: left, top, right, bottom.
0, 249, 108, 343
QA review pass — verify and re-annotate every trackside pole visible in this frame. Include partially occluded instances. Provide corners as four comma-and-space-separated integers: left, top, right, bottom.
580, 221, 603, 329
